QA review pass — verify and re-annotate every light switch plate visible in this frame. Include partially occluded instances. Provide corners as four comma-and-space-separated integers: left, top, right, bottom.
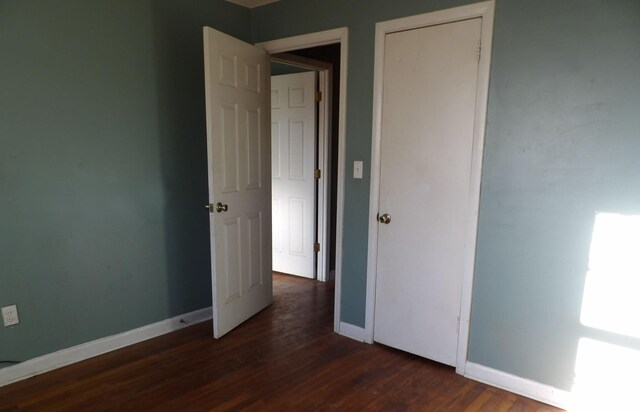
354, 161, 363, 179
2, 304, 19, 327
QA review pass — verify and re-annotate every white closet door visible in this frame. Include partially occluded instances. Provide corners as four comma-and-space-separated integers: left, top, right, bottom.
374, 18, 482, 366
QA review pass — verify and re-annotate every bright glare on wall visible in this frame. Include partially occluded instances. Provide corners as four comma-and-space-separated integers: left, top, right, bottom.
580, 212, 640, 338
572, 212, 640, 411
573, 338, 640, 411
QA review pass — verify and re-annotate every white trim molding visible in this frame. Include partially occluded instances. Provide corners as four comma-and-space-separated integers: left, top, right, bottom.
465, 362, 572, 410
338, 322, 368, 343
0, 307, 212, 388
365, 1, 495, 361
259, 27, 349, 335
258, 27, 348, 54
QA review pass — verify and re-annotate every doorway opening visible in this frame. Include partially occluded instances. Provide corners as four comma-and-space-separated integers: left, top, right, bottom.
269, 44, 340, 284
203, 27, 348, 339
260, 28, 348, 334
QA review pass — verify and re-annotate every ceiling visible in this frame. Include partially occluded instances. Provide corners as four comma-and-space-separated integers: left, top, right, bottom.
224, 0, 280, 8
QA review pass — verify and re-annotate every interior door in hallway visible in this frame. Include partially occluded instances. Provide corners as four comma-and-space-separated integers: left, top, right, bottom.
373, 18, 482, 366
271, 72, 317, 279
203, 27, 272, 338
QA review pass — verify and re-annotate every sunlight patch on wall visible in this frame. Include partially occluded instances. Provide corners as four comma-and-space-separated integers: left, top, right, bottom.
572, 338, 640, 411
580, 212, 640, 339
571, 212, 640, 410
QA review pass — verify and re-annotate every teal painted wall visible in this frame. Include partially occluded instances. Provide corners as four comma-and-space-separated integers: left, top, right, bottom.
252, 0, 640, 391
0, 0, 250, 362
271, 61, 309, 75
469, 0, 640, 390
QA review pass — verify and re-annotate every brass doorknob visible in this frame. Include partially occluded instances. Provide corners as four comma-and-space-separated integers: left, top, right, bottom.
205, 202, 229, 213
378, 213, 391, 224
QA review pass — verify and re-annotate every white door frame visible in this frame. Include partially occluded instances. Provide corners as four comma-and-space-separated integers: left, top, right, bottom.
270, 54, 333, 282
259, 27, 348, 334
366, 2, 494, 374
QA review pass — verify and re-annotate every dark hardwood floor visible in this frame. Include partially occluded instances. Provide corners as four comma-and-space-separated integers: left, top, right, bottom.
0, 274, 561, 411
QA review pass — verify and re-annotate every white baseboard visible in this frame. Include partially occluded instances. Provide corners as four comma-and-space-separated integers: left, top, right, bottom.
0, 307, 212, 388
338, 321, 368, 342
464, 362, 571, 410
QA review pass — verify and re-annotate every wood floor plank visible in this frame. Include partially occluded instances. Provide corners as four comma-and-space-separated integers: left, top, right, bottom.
0, 274, 562, 411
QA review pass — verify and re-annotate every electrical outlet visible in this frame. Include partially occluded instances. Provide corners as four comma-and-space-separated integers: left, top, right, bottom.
2, 305, 19, 327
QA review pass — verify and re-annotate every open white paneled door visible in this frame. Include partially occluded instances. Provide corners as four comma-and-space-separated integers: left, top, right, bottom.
271, 71, 317, 279
203, 27, 272, 338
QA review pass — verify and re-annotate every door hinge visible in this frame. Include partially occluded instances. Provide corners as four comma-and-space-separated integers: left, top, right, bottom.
315, 91, 322, 102
314, 242, 320, 253
457, 316, 461, 333
314, 169, 321, 180
477, 43, 482, 61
